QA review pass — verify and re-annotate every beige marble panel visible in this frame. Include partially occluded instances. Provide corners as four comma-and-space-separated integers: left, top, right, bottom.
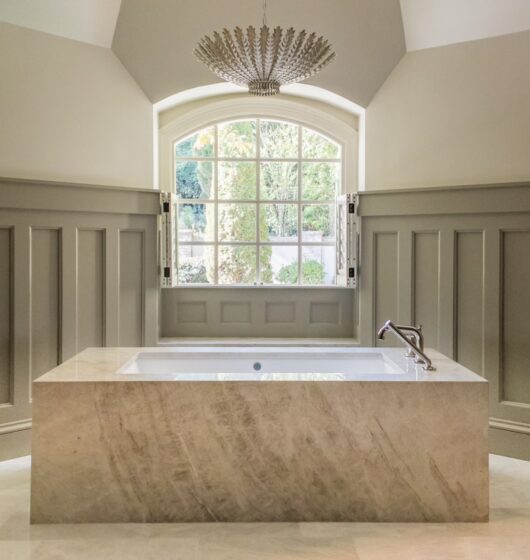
31, 378, 488, 523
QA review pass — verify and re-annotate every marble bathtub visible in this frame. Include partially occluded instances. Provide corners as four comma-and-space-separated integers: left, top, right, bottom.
30, 346, 489, 523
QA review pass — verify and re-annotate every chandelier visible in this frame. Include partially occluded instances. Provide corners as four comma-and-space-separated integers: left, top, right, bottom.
193, 0, 336, 96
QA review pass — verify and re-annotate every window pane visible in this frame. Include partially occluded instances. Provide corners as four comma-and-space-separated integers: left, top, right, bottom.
218, 203, 256, 242
177, 203, 214, 242
175, 127, 214, 158
260, 204, 298, 241
302, 246, 336, 285
302, 162, 340, 201
218, 246, 256, 285
260, 246, 298, 285
260, 162, 298, 201
176, 161, 213, 199
302, 204, 335, 242
218, 161, 256, 200
177, 245, 215, 284
302, 128, 340, 159
260, 120, 298, 159
219, 120, 256, 158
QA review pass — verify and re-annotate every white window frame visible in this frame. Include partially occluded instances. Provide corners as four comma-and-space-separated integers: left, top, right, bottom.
159, 97, 359, 288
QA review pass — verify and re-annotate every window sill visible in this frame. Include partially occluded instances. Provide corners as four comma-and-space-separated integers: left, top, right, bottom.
162, 285, 356, 290
157, 337, 360, 347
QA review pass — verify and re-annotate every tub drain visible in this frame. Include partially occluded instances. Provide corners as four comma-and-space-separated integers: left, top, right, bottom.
253, 362, 262, 371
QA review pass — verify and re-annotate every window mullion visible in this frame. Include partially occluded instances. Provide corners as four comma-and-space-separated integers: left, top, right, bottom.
256, 118, 261, 285
297, 125, 302, 286
214, 124, 219, 285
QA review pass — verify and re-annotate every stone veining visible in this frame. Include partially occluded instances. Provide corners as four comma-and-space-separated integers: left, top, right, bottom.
30, 347, 489, 523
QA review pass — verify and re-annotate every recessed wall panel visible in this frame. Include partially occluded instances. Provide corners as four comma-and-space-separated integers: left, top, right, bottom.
221, 302, 251, 324
456, 232, 484, 374
502, 231, 530, 404
265, 302, 295, 324
310, 302, 339, 324
31, 228, 60, 381
413, 232, 440, 349
119, 231, 143, 346
177, 302, 207, 324
77, 230, 104, 352
0, 229, 12, 404
375, 233, 398, 347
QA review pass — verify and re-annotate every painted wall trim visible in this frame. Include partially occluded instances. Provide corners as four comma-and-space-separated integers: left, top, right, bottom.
0, 418, 32, 435
359, 182, 530, 217
0, 177, 160, 216
153, 83, 366, 191
490, 418, 530, 436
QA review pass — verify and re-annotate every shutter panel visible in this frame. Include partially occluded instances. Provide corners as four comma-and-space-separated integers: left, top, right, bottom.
336, 193, 358, 288
160, 192, 176, 287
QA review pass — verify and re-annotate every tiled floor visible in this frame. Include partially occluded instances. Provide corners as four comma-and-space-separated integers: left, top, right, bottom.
1, 454, 529, 559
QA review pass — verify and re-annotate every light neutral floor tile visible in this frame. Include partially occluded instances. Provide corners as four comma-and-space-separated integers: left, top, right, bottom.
353, 536, 530, 560
0, 454, 529, 559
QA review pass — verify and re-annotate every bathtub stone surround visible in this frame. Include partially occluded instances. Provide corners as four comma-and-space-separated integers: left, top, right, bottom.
31, 347, 488, 523
2, 454, 530, 559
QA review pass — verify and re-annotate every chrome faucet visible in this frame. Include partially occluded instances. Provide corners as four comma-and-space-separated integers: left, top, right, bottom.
377, 320, 435, 371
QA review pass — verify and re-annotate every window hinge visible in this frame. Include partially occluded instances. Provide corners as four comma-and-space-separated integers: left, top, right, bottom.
348, 267, 355, 279
348, 194, 359, 214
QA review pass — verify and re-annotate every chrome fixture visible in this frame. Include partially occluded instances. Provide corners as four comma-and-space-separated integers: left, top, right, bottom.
193, 0, 336, 96
377, 320, 435, 371
396, 324, 424, 358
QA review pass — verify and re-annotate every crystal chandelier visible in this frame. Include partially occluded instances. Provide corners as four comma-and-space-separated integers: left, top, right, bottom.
194, 0, 336, 96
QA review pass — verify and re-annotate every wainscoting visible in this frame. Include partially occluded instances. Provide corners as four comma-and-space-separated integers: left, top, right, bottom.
358, 183, 530, 460
1, 178, 529, 462
0, 178, 159, 460
161, 288, 356, 339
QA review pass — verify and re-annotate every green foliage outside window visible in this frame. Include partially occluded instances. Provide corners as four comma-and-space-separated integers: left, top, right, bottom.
277, 260, 326, 285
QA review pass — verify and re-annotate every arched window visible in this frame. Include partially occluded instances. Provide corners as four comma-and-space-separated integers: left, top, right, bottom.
173, 118, 342, 286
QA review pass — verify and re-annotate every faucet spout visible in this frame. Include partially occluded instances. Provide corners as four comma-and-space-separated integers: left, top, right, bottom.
376, 320, 435, 371
377, 320, 391, 340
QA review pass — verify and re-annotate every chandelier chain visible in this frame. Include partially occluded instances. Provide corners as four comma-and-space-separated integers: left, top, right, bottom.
262, 0, 267, 27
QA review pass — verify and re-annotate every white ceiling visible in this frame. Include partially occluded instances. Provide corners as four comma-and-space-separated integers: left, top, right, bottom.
0, 0, 122, 48
400, 0, 530, 51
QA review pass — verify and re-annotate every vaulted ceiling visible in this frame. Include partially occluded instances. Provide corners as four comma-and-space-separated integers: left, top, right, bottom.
1, 0, 529, 106
0, 0, 122, 48
111, 0, 406, 106
400, 0, 530, 51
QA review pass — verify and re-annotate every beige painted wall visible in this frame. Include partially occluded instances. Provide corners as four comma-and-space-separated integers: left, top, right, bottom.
366, 30, 530, 189
0, 22, 153, 188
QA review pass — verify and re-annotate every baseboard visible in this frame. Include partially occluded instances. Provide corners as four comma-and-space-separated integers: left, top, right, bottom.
0, 428, 31, 461
489, 426, 530, 461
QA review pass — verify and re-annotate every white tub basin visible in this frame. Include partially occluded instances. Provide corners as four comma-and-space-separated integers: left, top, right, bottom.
118, 347, 405, 380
